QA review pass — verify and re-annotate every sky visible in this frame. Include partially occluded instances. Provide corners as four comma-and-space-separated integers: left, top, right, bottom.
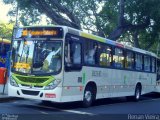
0, 1, 12, 22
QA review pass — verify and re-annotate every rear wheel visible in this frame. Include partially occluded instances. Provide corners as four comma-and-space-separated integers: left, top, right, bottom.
82, 86, 95, 107
126, 84, 141, 102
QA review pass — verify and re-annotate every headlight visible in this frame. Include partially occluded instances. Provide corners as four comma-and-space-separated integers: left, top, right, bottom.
44, 79, 61, 90
10, 77, 19, 87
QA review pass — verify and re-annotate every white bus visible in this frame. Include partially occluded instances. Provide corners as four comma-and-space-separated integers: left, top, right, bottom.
9, 26, 158, 107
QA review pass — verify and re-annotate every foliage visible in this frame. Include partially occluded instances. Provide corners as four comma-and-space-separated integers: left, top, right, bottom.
3, 0, 160, 53
0, 21, 13, 40
100, 0, 160, 52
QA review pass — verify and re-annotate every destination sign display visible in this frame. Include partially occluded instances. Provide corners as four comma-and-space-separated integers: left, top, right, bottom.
15, 27, 63, 38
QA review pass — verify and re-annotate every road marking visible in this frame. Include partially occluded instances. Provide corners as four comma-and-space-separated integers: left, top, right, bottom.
62, 109, 94, 115
34, 104, 94, 115
40, 111, 48, 114
15, 103, 95, 115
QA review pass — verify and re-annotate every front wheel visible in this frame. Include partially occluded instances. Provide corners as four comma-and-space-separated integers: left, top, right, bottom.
134, 85, 141, 101
82, 86, 94, 107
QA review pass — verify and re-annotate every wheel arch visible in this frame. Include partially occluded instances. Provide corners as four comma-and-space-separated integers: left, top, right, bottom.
136, 82, 142, 91
84, 81, 97, 99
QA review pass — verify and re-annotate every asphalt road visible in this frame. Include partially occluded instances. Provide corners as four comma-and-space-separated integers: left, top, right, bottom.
0, 93, 160, 120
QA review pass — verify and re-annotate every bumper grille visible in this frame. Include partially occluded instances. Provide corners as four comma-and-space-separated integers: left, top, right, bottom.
21, 90, 40, 96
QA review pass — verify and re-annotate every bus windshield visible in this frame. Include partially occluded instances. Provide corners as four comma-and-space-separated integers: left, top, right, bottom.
12, 39, 62, 75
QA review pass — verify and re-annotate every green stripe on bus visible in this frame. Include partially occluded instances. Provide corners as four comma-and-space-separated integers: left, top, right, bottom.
124, 75, 127, 84
82, 72, 86, 85
81, 32, 105, 43
12, 74, 54, 86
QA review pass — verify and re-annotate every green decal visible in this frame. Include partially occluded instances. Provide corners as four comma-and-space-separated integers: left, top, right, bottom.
124, 75, 127, 84
81, 32, 105, 43
82, 72, 86, 85
12, 73, 54, 86
151, 78, 153, 84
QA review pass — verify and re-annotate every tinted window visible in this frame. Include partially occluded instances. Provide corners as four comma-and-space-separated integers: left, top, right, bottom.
99, 44, 112, 67
113, 48, 124, 68
84, 40, 98, 65
135, 54, 143, 70
125, 51, 134, 69
144, 56, 150, 72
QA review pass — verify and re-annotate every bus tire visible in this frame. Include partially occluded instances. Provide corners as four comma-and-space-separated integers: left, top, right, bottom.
82, 85, 94, 108
133, 85, 141, 101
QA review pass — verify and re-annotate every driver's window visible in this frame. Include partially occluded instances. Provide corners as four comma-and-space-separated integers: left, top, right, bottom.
72, 43, 81, 64
65, 39, 82, 65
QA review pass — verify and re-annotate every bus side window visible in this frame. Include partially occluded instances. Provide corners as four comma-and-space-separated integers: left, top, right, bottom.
144, 56, 151, 72
152, 58, 156, 73
135, 54, 143, 70
84, 40, 97, 65
99, 44, 112, 67
125, 51, 134, 69
113, 48, 124, 68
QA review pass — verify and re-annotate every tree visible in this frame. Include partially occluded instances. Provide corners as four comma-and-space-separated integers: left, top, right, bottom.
100, 0, 160, 51
3, 0, 105, 33
3, 0, 160, 52
0, 21, 13, 40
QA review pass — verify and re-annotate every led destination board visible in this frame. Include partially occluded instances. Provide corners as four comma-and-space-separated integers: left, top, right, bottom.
15, 27, 63, 38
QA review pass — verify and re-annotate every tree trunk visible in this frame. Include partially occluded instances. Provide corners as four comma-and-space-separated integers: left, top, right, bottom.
133, 31, 140, 48
108, 0, 125, 40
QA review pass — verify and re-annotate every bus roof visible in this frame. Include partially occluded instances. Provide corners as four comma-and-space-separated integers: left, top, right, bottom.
0, 39, 11, 44
66, 26, 157, 58
19, 25, 157, 57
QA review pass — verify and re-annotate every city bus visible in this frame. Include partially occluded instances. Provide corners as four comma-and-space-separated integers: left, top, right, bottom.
9, 26, 158, 107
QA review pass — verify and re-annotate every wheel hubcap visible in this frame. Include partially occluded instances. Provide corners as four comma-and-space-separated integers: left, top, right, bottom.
136, 89, 140, 99
85, 91, 92, 102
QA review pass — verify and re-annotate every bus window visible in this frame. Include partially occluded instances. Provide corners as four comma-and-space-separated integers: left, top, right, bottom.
135, 54, 143, 70
157, 59, 160, 81
144, 56, 150, 72
71, 42, 82, 64
113, 48, 124, 68
99, 44, 112, 67
151, 58, 156, 73
65, 35, 82, 71
84, 40, 97, 65
125, 51, 134, 69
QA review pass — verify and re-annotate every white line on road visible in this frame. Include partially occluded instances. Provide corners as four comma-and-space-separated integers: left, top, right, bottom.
40, 111, 48, 114
16, 103, 95, 115
34, 104, 95, 115
62, 109, 94, 115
